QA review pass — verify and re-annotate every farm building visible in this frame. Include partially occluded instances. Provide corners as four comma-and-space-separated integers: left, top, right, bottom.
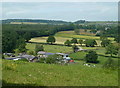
37, 51, 55, 58
18, 55, 39, 62
3, 53, 15, 57
5, 57, 18, 60
5, 54, 39, 62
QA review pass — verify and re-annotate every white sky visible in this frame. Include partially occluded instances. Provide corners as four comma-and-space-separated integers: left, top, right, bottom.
0, 0, 119, 21
1, 0, 120, 2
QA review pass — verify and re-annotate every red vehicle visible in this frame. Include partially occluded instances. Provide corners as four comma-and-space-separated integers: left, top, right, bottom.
69, 60, 74, 62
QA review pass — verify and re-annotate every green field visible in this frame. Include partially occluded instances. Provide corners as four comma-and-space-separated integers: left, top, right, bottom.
2, 59, 118, 86
26, 43, 73, 53
30, 30, 114, 46
26, 43, 118, 65
3, 29, 118, 86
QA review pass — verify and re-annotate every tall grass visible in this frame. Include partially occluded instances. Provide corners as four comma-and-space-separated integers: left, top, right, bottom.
2, 59, 118, 86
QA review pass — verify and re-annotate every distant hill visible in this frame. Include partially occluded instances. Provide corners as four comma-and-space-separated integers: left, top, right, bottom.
2, 19, 71, 25
1, 19, 117, 25
74, 20, 86, 24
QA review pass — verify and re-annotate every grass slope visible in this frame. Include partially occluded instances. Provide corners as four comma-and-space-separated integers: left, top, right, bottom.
2, 59, 118, 86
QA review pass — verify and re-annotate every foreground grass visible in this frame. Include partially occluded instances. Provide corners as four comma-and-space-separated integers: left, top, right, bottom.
2, 59, 118, 86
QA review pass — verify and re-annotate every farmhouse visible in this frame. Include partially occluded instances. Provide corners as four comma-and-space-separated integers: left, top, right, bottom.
37, 51, 55, 58
3, 53, 15, 57
56, 53, 68, 57
37, 51, 72, 61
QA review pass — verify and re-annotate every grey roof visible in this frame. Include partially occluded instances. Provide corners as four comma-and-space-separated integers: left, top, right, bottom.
20, 55, 35, 60
4, 53, 13, 55
37, 51, 46, 55
5, 57, 17, 60
45, 53, 55, 55
37, 51, 55, 55
56, 53, 68, 56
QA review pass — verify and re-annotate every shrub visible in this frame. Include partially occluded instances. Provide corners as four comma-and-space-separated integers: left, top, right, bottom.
35, 44, 44, 54
84, 39, 97, 47
46, 36, 56, 44
45, 54, 60, 64
85, 50, 98, 63
101, 39, 110, 47
64, 40, 71, 46
72, 45, 79, 53
71, 38, 78, 44
39, 57, 46, 63
27, 50, 35, 55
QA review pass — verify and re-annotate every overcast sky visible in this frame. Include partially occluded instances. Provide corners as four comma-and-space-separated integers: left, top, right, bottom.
1, 2, 118, 21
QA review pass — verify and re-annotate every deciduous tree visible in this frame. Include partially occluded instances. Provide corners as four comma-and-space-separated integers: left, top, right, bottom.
105, 44, 119, 57
46, 36, 56, 44
71, 38, 78, 45
64, 40, 71, 46
85, 50, 98, 63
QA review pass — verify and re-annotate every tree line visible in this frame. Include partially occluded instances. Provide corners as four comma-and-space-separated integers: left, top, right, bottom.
2, 23, 119, 53
2, 24, 75, 53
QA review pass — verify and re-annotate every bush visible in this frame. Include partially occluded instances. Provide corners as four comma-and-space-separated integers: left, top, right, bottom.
35, 44, 44, 54
39, 57, 46, 63
72, 45, 79, 53
85, 50, 98, 63
46, 36, 56, 44
27, 50, 35, 55
103, 58, 118, 70
45, 54, 60, 64
84, 39, 97, 47
64, 40, 71, 46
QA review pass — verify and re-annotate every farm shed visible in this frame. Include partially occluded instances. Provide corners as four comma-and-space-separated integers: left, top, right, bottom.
19, 55, 38, 62
3, 53, 15, 57
56, 53, 68, 57
37, 51, 55, 58
5, 57, 18, 60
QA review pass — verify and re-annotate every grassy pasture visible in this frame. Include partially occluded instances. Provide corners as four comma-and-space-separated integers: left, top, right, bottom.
30, 37, 72, 44
30, 36, 102, 46
55, 31, 114, 40
59, 29, 95, 36
26, 43, 73, 53
2, 59, 118, 86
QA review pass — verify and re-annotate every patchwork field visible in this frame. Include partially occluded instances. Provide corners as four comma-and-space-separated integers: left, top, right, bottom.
2, 59, 118, 86
55, 30, 114, 40
30, 37, 72, 44
30, 30, 114, 46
